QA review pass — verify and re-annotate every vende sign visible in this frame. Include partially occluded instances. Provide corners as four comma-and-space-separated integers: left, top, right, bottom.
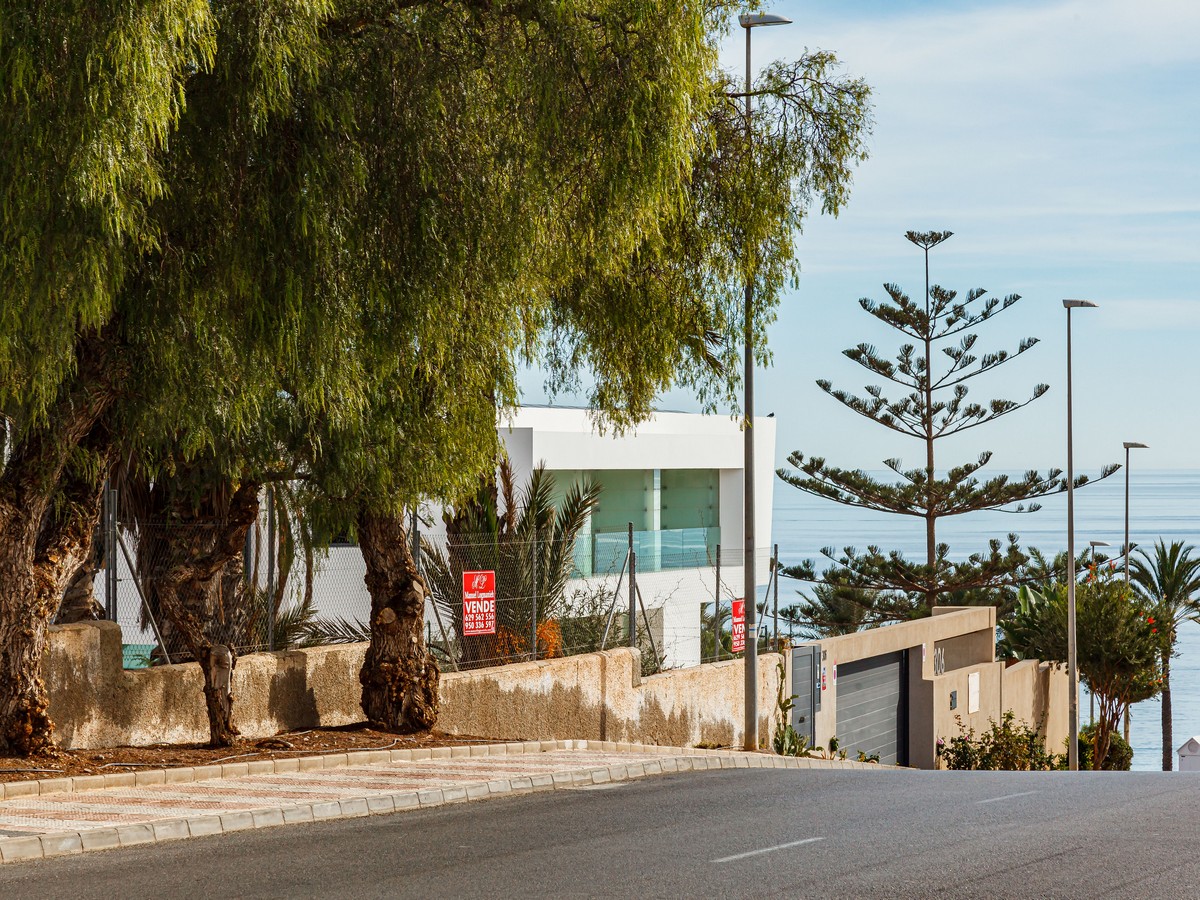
731, 598, 746, 653
462, 570, 497, 636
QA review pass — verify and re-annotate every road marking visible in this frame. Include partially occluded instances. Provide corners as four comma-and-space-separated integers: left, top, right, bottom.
712, 837, 824, 863
976, 791, 1040, 805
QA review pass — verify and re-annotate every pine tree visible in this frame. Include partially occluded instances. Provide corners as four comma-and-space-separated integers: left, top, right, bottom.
779, 231, 1117, 614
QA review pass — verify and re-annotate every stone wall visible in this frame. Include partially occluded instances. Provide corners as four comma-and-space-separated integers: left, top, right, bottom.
43, 621, 783, 750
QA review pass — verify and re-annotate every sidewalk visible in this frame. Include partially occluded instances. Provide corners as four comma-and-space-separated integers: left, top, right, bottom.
0, 740, 890, 864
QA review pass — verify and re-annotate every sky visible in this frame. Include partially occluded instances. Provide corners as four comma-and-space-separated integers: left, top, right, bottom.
520, 0, 1200, 474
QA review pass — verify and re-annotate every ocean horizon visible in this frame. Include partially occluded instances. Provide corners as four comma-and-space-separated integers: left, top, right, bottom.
770, 468, 1200, 771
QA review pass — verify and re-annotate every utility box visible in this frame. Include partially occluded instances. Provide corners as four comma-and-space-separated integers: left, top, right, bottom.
1178, 737, 1200, 771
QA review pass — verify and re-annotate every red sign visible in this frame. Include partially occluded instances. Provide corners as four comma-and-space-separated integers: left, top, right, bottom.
731, 598, 746, 653
462, 570, 496, 636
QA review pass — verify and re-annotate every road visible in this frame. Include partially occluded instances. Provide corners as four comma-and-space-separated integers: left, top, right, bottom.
2, 767, 1196, 898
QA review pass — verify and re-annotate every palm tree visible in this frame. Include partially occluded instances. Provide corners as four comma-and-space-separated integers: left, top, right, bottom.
423, 460, 601, 668
1130, 540, 1200, 771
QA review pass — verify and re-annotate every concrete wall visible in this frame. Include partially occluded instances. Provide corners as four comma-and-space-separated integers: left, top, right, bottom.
439, 649, 783, 749
801, 606, 998, 752
795, 608, 1067, 768
44, 621, 784, 750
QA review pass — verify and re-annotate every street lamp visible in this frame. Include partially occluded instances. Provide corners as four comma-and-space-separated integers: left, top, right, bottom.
739, 10, 791, 752
1064, 298, 1098, 771
1089, 540, 1111, 570
1123, 442, 1149, 586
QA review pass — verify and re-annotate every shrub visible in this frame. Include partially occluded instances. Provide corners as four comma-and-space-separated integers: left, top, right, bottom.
1077, 723, 1133, 771
937, 711, 1062, 770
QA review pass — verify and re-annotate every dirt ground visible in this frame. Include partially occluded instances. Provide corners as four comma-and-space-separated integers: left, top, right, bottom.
0, 725, 496, 783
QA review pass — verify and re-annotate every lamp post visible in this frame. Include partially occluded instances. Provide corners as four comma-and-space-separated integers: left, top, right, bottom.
1123, 442, 1149, 586
1087, 539, 1110, 727
739, 10, 790, 752
1064, 298, 1098, 771
1121, 440, 1148, 746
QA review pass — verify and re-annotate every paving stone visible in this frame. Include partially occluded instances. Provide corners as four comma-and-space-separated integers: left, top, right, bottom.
116, 824, 156, 847
0, 836, 44, 862
311, 801, 343, 820
417, 789, 445, 807
366, 795, 396, 814
220, 811, 256, 832
187, 816, 224, 837
152, 820, 190, 842
252, 809, 286, 829
80, 828, 122, 851
39, 833, 83, 857
36, 778, 73, 796
281, 806, 314, 825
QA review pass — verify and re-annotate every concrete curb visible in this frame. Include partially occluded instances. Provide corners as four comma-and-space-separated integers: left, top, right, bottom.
1, 739, 889, 801
0, 745, 893, 863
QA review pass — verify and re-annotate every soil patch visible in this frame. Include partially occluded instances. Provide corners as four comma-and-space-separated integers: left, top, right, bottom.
0, 724, 496, 783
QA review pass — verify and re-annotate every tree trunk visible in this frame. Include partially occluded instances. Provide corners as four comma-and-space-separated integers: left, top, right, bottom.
149, 482, 261, 747
55, 527, 105, 624
358, 508, 439, 732
0, 330, 119, 754
1162, 649, 1173, 772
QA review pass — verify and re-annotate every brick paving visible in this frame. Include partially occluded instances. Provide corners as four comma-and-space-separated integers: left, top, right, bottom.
0, 740, 892, 862
0, 750, 663, 838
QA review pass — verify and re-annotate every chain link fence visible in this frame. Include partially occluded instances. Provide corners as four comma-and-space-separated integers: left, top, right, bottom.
81, 511, 779, 673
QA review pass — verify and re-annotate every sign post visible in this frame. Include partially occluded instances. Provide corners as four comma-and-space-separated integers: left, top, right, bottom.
462, 570, 497, 636
731, 598, 746, 654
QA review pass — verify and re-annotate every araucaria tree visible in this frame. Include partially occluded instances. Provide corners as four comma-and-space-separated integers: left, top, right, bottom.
780, 231, 1116, 613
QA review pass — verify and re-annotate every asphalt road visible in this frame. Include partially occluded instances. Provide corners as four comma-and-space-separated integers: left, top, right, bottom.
3, 767, 1197, 899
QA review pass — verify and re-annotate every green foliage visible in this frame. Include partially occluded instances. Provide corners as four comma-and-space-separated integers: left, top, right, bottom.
779, 232, 1116, 614
937, 711, 1062, 771
1077, 723, 1133, 771
771, 660, 810, 757
1001, 576, 1161, 768
422, 462, 600, 665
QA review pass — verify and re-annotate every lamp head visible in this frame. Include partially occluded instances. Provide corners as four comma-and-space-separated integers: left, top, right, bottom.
1062, 299, 1099, 309
1123, 442, 1149, 450
739, 13, 793, 27
1089, 540, 1111, 548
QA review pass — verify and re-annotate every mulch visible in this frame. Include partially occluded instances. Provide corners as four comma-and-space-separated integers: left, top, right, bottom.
0, 724, 496, 783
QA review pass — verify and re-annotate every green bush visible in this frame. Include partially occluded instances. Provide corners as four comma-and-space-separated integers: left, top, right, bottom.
1077, 723, 1133, 770
937, 711, 1062, 770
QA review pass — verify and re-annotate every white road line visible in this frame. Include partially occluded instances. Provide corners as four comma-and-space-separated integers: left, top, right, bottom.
712, 837, 825, 863
976, 790, 1040, 805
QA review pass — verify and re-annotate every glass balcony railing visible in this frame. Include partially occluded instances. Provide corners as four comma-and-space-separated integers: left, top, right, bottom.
573, 526, 720, 577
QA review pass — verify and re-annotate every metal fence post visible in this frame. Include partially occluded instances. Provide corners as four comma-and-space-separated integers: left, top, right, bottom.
104, 479, 118, 621
627, 523, 637, 649
266, 487, 276, 652
530, 537, 538, 661
713, 544, 721, 662
772, 543, 779, 652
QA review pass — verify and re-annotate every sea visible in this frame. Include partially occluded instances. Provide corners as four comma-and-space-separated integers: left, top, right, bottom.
770, 469, 1200, 771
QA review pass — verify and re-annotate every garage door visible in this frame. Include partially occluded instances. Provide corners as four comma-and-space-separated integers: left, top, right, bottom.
835, 651, 908, 766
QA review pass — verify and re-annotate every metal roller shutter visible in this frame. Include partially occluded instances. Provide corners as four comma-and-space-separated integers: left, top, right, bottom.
835, 651, 908, 766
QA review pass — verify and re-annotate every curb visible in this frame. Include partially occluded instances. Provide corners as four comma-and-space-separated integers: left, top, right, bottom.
0, 746, 894, 863
0, 739, 889, 801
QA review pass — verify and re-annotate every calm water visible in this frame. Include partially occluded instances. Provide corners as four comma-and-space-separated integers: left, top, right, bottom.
770, 469, 1200, 771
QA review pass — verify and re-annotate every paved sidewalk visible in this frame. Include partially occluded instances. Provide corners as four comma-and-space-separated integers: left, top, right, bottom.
0, 740, 890, 864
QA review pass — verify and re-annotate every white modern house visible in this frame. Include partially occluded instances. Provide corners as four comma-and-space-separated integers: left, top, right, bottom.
490, 406, 776, 667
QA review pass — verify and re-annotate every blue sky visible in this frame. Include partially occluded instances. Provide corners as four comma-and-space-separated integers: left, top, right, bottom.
522, 0, 1200, 473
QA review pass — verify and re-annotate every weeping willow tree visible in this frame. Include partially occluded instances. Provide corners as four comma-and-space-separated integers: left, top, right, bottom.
0, 0, 872, 751
780, 231, 1117, 617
